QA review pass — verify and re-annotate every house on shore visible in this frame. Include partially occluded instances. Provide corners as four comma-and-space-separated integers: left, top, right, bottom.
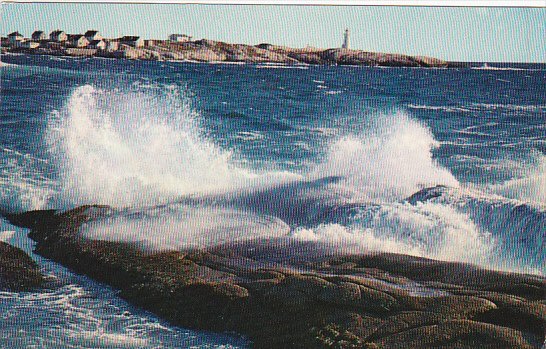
67, 34, 89, 48
88, 39, 106, 50
50, 30, 67, 42
168, 34, 192, 43
105, 40, 120, 51
8, 32, 24, 46
32, 31, 47, 41
21, 41, 40, 49
84, 30, 102, 42
46, 41, 63, 50
119, 36, 143, 48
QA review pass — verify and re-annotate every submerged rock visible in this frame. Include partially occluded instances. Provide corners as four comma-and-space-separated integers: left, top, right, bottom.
5, 206, 545, 348
0, 241, 45, 291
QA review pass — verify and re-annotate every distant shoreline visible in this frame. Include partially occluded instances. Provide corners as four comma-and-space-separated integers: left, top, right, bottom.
1, 39, 452, 68
3, 47, 544, 70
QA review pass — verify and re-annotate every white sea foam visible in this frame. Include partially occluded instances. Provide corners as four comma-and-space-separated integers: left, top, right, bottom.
291, 223, 421, 255
61, 99, 462, 255
0, 61, 17, 68
408, 103, 546, 113
489, 154, 546, 209
310, 111, 459, 202
9, 83, 539, 274
46, 85, 295, 208
234, 131, 264, 141
0, 281, 245, 348
0, 150, 54, 212
471, 65, 542, 71
82, 205, 290, 251
470, 103, 546, 112
255, 65, 309, 70
291, 201, 496, 266
407, 104, 470, 113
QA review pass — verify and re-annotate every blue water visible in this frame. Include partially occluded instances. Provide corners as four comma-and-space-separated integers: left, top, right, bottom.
1, 54, 545, 347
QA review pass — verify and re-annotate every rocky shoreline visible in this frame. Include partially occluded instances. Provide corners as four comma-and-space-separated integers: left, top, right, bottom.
4, 206, 545, 348
0, 241, 45, 291
2, 40, 450, 67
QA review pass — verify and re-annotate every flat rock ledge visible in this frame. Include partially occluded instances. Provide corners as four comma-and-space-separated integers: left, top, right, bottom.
0, 241, 45, 291
6, 206, 545, 349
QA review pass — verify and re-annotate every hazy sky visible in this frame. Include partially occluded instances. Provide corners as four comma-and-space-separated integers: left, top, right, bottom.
1, 3, 544, 62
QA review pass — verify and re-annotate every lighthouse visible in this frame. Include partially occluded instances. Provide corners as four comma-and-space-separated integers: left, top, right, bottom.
342, 28, 350, 49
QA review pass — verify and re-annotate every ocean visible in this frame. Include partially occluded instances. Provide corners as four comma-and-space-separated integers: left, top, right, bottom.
1, 54, 544, 347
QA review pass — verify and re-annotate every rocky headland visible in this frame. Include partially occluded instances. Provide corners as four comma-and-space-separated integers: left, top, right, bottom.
4, 204, 545, 349
2, 40, 449, 67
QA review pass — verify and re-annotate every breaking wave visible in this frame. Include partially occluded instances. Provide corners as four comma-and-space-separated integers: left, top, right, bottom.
489, 154, 546, 209
311, 111, 459, 202
45, 84, 296, 208
2, 83, 541, 274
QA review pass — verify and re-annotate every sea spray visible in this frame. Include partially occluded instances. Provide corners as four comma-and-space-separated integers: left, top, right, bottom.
0, 149, 54, 212
5, 82, 539, 274
310, 111, 459, 202
46, 85, 295, 209
489, 153, 546, 209
291, 201, 498, 268
81, 205, 291, 251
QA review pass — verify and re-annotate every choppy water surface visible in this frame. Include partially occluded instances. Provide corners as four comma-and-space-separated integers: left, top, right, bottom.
1, 54, 545, 347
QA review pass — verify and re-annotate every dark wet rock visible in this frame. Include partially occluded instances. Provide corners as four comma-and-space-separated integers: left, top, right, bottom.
4, 206, 545, 348
474, 302, 546, 339
405, 185, 448, 204
369, 311, 445, 340
374, 319, 538, 349
224, 111, 247, 118
410, 295, 497, 318
0, 241, 45, 291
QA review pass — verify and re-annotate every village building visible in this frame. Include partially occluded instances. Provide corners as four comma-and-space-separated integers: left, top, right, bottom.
88, 39, 106, 50
67, 34, 89, 48
105, 40, 120, 51
21, 41, 40, 49
144, 39, 155, 47
119, 36, 143, 48
50, 30, 68, 42
31, 31, 47, 41
168, 34, 192, 43
46, 41, 63, 50
8, 32, 24, 46
84, 30, 102, 42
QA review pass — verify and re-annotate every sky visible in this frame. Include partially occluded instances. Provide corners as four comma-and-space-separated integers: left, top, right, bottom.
1, 3, 544, 62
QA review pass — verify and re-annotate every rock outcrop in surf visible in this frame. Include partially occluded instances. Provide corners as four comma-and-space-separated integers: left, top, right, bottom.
5, 206, 545, 349
0, 241, 45, 291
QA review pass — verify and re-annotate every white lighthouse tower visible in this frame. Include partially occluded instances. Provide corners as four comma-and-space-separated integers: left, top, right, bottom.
342, 28, 350, 49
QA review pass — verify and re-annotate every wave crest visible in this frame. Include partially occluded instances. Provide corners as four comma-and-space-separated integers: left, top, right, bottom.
46, 85, 269, 208
312, 111, 459, 202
